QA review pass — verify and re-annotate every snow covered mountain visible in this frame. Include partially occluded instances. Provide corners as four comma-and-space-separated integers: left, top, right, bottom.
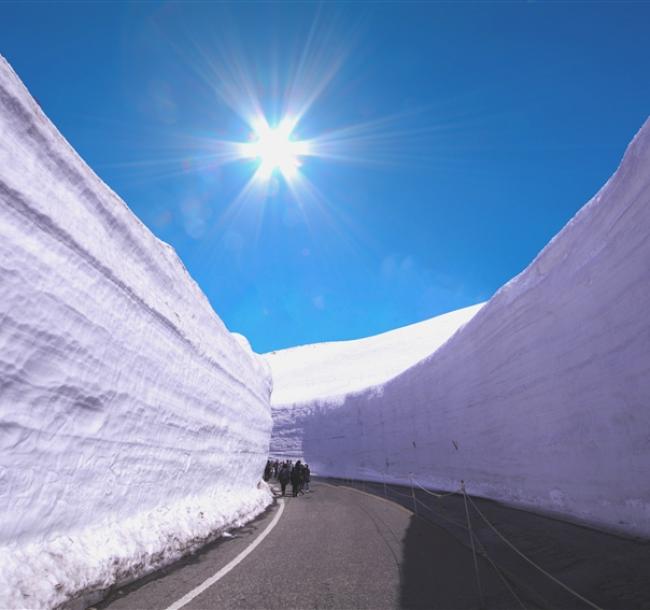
0, 56, 273, 609
267, 119, 650, 538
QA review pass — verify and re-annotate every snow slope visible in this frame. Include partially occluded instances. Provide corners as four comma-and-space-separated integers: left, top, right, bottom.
0, 56, 272, 609
266, 303, 484, 406
268, 119, 650, 537
266, 304, 484, 458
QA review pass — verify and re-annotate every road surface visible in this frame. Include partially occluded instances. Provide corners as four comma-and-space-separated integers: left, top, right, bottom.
96, 481, 519, 610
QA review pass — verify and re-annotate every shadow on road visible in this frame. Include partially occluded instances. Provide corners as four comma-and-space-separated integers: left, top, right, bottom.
327, 477, 650, 610
400, 512, 521, 610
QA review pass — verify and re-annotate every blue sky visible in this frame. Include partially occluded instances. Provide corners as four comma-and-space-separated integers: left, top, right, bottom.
2, 2, 649, 352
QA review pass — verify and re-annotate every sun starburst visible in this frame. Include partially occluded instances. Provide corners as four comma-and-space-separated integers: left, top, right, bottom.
238, 117, 311, 182
116, 13, 442, 244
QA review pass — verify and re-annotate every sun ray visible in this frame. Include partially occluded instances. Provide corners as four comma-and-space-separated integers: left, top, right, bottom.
134, 7, 478, 249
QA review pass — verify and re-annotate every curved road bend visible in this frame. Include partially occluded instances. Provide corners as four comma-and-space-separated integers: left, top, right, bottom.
96, 482, 522, 610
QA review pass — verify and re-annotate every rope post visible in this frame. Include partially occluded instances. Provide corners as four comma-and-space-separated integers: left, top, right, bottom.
382, 472, 388, 498
409, 474, 418, 515
461, 480, 483, 609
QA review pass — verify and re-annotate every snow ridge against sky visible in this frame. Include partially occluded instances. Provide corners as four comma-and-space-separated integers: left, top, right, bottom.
268, 117, 650, 538
1, 2, 649, 351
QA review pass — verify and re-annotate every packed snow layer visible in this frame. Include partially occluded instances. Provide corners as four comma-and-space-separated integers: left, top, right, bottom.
270, 118, 650, 537
0, 56, 272, 609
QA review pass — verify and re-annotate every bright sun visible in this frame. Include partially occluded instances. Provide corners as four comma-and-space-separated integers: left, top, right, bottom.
198, 26, 411, 206
240, 118, 309, 181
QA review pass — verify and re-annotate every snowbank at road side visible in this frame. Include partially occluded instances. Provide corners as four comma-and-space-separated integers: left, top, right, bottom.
0, 56, 273, 609
267, 118, 650, 538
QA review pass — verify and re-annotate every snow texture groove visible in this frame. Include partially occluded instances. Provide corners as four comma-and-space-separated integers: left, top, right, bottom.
267, 118, 650, 538
0, 55, 273, 609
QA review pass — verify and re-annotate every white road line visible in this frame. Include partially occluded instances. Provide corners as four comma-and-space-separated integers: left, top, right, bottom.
164, 499, 285, 610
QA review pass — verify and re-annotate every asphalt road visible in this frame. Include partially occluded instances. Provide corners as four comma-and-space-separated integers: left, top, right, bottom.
340, 478, 650, 610
96, 481, 522, 610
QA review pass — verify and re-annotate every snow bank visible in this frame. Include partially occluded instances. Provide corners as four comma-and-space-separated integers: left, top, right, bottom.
268, 118, 650, 537
0, 56, 272, 609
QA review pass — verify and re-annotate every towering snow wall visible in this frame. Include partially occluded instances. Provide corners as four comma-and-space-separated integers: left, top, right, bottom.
268, 118, 650, 538
0, 57, 272, 609
266, 303, 484, 458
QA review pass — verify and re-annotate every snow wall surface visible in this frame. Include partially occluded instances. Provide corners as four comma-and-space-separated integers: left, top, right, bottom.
0, 56, 273, 609
267, 118, 650, 538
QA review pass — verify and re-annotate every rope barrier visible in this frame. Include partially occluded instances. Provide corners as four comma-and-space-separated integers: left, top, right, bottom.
336, 476, 415, 501
466, 494, 604, 610
413, 492, 530, 609
410, 479, 419, 515
470, 525, 528, 610
411, 495, 528, 609
461, 481, 484, 608
333, 473, 604, 610
411, 475, 461, 499
414, 496, 466, 529
386, 487, 416, 500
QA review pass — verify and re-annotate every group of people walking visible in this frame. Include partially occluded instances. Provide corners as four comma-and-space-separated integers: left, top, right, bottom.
263, 459, 311, 497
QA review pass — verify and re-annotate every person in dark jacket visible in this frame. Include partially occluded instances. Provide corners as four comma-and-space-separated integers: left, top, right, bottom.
278, 463, 291, 496
303, 464, 311, 492
263, 459, 272, 482
291, 460, 304, 497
